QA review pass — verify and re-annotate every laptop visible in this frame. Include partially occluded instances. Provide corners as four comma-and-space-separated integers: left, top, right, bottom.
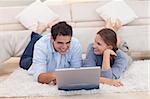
55, 66, 100, 91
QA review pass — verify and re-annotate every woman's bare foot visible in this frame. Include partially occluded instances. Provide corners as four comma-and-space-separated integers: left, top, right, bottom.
105, 18, 114, 31
105, 18, 121, 32
35, 22, 48, 33
105, 18, 121, 47
113, 19, 122, 32
48, 20, 59, 28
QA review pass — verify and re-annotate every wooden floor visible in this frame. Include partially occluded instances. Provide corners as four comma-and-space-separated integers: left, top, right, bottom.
0, 58, 149, 99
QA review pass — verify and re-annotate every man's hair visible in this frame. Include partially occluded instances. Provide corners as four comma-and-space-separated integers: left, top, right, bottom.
51, 21, 72, 40
97, 28, 118, 52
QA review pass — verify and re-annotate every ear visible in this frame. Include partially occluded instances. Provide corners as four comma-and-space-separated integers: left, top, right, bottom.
51, 35, 54, 41
107, 45, 113, 49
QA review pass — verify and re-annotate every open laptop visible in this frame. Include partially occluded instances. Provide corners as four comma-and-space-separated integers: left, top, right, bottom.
55, 66, 100, 91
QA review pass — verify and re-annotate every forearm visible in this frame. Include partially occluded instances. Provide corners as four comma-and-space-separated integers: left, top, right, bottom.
102, 53, 111, 70
99, 77, 111, 84
38, 72, 56, 84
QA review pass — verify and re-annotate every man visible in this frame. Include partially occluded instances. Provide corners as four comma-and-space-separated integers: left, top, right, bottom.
28, 21, 82, 84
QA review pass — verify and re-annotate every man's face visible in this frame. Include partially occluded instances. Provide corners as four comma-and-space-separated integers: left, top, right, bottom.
52, 35, 71, 55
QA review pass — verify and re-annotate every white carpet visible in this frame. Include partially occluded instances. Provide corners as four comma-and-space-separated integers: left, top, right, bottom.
0, 60, 149, 97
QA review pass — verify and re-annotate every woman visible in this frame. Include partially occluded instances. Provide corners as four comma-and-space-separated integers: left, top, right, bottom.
83, 19, 129, 87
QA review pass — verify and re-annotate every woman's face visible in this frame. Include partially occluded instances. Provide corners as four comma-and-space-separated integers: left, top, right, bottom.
93, 34, 109, 55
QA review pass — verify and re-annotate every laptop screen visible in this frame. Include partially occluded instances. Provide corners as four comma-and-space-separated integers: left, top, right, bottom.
55, 67, 100, 91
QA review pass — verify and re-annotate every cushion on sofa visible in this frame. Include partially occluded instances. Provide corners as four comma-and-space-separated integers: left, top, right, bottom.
96, 0, 138, 25
19, 32, 42, 70
16, 0, 59, 30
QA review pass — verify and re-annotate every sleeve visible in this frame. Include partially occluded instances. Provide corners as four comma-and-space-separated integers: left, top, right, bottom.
28, 39, 47, 81
102, 51, 128, 79
70, 39, 82, 68
118, 41, 129, 53
83, 44, 97, 67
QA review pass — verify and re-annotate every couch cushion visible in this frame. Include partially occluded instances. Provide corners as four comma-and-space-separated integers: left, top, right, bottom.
0, 30, 32, 63
16, 0, 59, 30
46, 3, 71, 22
0, 2, 72, 31
73, 27, 100, 53
74, 19, 150, 28
96, 0, 138, 25
118, 25, 149, 52
71, 1, 103, 22
0, 6, 24, 24
71, 0, 149, 25
0, 23, 26, 31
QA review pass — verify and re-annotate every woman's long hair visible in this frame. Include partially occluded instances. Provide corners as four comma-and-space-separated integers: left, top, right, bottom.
97, 28, 118, 53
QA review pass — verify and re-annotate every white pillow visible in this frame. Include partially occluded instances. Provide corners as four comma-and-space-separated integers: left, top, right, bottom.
16, 0, 59, 30
96, 0, 138, 25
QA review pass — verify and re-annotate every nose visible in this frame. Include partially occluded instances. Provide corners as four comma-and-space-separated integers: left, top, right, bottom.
61, 44, 68, 51
93, 42, 97, 49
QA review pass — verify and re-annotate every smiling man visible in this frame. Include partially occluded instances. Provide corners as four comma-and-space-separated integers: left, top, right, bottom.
28, 21, 82, 84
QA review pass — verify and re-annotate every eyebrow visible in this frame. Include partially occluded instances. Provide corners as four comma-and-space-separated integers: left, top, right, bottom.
57, 41, 71, 44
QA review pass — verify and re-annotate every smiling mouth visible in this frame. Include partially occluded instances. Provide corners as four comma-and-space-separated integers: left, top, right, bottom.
94, 50, 100, 54
94, 49, 98, 52
60, 50, 67, 54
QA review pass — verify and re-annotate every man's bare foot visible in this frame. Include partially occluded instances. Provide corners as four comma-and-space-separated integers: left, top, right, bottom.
35, 22, 48, 33
48, 20, 59, 28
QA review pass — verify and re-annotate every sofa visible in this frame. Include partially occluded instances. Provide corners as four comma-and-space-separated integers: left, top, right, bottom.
0, 0, 149, 66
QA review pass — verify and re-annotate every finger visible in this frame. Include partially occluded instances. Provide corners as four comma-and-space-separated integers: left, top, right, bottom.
113, 83, 121, 87
119, 81, 124, 86
116, 81, 123, 87
113, 83, 119, 87
112, 80, 122, 87
110, 50, 117, 56
53, 79, 57, 85
52, 81, 56, 85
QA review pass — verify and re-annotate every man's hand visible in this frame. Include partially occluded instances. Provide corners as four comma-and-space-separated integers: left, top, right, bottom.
48, 79, 57, 85
38, 72, 56, 84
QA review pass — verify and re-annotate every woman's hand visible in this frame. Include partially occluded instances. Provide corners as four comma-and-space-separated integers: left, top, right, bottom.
100, 77, 123, 87
104, 49, 117, 56
107, 79, 123, 87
